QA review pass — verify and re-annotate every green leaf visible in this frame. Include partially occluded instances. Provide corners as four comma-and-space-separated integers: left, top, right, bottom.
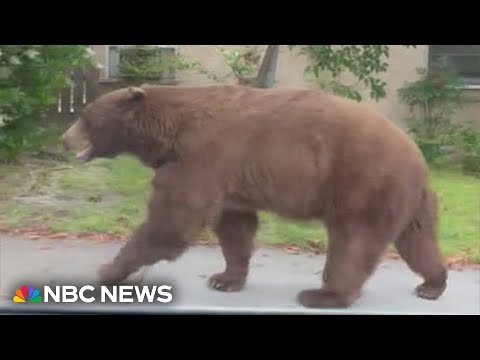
296, 45, 407, 102
0, 66, 11, 80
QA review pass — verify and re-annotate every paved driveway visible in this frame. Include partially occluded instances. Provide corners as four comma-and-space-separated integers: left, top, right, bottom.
0, 235, 478, 314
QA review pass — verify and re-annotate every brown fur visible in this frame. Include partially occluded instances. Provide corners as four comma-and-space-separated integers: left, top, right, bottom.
62, 84, 448, 308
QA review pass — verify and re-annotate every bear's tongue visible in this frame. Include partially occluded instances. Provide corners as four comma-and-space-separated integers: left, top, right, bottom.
76, 145, 92, 161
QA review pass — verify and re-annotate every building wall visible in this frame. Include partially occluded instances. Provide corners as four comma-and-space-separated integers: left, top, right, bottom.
360, 45, 429, 127
92, 45, 107, 79
91, 45, 480, 128
174, 45, 318, 88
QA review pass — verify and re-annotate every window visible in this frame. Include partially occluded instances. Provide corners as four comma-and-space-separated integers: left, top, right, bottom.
105, 45, 178, 81
428, 45, 480, 87
106, 45, 121, 78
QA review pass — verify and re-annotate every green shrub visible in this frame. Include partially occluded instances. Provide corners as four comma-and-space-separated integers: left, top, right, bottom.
0, 45, 94, 162
397, 60, 472, 165
453, 125, 480, 175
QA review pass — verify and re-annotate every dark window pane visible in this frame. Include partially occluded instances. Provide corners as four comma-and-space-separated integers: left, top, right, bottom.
429, 45, 480, 85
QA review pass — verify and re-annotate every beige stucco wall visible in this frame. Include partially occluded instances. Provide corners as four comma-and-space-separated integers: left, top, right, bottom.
91, 45, 479, 128
92, 45, 107, 79
360, 45, 429, 127
174, 45, 318, 88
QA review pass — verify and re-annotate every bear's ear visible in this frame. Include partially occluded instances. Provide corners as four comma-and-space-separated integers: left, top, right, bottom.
127, 86, 147, 101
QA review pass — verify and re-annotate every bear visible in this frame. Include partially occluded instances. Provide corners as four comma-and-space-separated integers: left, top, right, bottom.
62, 84, 448, 309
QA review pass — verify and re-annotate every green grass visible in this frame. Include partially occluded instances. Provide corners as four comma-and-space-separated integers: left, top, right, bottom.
257, 213, 327, 251
0, 154, 152, 235
0, 128, 478, 262
429, 168, 480, 261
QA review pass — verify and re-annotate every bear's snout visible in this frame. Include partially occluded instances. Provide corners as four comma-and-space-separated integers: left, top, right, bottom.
62, 133, 72, 151
62, 119, 89, 150
62, 119, 94, 162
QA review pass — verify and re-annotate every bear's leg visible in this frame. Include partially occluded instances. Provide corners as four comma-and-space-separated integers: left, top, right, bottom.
98, 221, 192, 284
394, 190, 447, 300
208, 210, 258, 292
297, 223, 389, 309
98, 186, 213, 284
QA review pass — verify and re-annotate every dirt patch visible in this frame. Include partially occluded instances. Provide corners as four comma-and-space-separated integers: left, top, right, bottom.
12, 194, 70, 207
11, 192, 122, 207
0, 223, 126, 243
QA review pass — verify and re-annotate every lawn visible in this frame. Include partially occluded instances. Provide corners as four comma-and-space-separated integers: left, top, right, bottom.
0, 126, 478, 263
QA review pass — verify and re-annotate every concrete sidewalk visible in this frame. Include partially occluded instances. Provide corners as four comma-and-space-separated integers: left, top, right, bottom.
0, 235, 478, 314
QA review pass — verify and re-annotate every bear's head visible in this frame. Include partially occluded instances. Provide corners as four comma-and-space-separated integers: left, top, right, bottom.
62, 86, 150, 163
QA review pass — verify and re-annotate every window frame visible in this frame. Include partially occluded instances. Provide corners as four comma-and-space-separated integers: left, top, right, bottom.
428, 45, 480, 89
103, 45, 179, 81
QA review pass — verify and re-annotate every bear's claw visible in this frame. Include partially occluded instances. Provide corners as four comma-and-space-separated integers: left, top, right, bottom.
207, 273, 246, 292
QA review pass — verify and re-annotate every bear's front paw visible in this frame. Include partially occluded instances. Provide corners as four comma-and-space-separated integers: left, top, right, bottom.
98, 262, 129, 285
207, 272, 246, 292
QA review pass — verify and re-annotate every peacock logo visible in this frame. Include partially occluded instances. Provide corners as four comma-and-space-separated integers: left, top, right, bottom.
13, 285, 43, 303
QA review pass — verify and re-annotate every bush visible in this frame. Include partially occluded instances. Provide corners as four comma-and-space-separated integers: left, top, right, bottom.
397, 60, 474, 165
453, 125, 480, 175
0, 45, 94, 162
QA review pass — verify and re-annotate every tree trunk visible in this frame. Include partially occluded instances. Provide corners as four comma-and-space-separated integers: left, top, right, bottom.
254, 45, 280, 88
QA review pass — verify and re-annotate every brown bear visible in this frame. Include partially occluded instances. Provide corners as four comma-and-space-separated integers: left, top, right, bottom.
62, 84, 448, 309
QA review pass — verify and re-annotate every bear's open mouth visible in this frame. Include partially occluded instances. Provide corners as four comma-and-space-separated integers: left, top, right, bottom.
76, 145, 93, 162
